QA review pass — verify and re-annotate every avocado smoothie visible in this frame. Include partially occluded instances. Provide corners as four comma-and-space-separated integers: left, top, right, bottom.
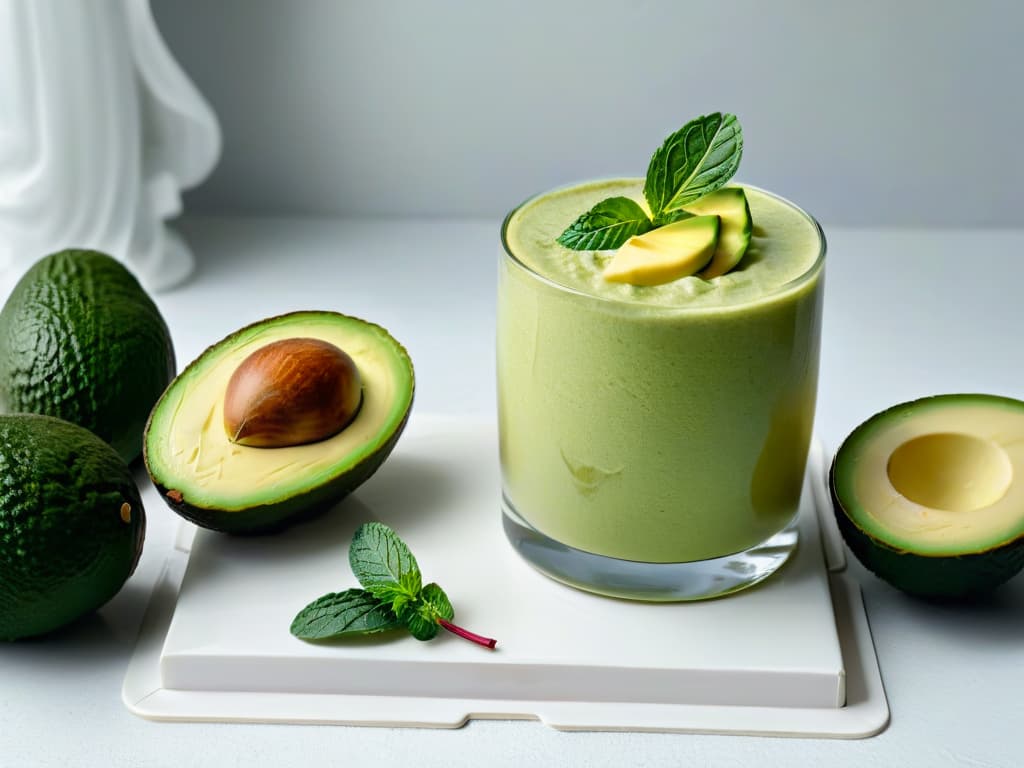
497, 179, 824, 577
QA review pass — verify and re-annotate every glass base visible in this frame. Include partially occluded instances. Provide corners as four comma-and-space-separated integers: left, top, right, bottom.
501, 494, 799, 602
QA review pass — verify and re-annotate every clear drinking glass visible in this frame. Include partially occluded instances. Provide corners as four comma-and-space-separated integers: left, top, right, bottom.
496, 182, 826, 600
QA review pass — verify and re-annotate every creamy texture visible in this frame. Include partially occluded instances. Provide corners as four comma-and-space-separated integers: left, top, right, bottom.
498, 180, 825, 562
146, 315, 410, 510
842, 400, 1024, 554
505, 179, 820, 307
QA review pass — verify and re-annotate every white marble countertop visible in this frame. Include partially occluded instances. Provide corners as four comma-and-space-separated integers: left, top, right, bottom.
2, 217, 1022, 767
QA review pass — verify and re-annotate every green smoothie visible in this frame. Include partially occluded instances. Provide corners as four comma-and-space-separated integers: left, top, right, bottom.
497, 179, 824, 563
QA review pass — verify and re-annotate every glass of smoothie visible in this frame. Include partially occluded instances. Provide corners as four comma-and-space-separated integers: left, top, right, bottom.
497, 178, 825, 600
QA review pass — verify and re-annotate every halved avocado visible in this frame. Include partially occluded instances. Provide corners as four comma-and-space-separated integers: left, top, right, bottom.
144, 311, 414, 533
830, 394, 1024, 598
682, 186, 752, 279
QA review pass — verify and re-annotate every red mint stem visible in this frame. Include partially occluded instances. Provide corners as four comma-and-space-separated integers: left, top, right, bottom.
437, 618, 497, 649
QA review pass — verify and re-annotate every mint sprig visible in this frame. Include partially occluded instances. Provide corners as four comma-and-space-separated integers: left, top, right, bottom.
557, 112, 743, 250
291, 522, 497, 649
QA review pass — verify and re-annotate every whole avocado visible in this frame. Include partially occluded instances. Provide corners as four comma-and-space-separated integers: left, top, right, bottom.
0, 249, 175, 463
0, 414, 145, 641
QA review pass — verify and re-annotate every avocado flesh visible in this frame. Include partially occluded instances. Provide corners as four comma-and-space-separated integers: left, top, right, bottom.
831, 394, 1024, 597
602, 215, 719, 286
144, 311, 413, 533
682, 187, 752, 279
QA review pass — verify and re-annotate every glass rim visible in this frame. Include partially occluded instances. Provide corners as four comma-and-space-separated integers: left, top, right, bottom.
500, 179, 827, 312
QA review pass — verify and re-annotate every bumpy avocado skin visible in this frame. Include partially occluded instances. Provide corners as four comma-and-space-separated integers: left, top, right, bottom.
0, 250, 176, 464
830, 459, 1024, 599
143, 311, 414, 534
0, 414, 145, 640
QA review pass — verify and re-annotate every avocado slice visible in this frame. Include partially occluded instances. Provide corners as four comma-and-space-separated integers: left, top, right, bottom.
682, 187, 752, 279
602, 215, 720, 286
830, 394, 1024, 598
144, 311, 414, 533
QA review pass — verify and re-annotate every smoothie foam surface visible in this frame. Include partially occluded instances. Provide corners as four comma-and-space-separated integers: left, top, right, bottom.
504, 179, 822, 310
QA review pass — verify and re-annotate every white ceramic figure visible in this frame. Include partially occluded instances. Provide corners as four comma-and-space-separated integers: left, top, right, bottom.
0, 0, 220, 295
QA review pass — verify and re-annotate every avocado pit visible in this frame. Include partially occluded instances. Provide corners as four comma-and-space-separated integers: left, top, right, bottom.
223, 337, 363, 448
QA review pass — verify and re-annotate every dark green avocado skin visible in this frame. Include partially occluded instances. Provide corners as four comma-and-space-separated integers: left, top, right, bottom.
152, 406, 411, 535
830, 459, 1024, 600
0, 414, 145, 640
0, 249, 175, 464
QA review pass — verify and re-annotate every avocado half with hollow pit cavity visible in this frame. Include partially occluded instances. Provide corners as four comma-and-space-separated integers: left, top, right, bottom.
830, 394, 1024, 599
144, 311, 414, 533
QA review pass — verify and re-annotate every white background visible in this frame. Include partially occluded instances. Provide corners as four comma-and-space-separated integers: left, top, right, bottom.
150, 0, 1024, 226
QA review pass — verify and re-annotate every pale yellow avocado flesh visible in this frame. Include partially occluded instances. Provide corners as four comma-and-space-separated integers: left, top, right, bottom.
602, 215, 720, 286
146, 315, 411, 511
845, 400, 1024, 555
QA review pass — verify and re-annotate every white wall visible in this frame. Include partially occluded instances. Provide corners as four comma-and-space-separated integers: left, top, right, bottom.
152, 0, 1024, 226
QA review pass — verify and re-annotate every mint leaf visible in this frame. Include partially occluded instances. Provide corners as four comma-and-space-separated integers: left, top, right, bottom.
643, 112, 743, 216
557, 196, 652, 251
401, 611, 438, 641
651, 208, 695, 228
398, 583, 454, 642
420, 582, 454, 619
290, 589, 402, 640
349, 521, 422, 601
293, 522, 498, 649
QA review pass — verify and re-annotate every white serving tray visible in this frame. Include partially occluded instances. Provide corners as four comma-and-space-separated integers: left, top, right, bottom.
123, 417, 888, 737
